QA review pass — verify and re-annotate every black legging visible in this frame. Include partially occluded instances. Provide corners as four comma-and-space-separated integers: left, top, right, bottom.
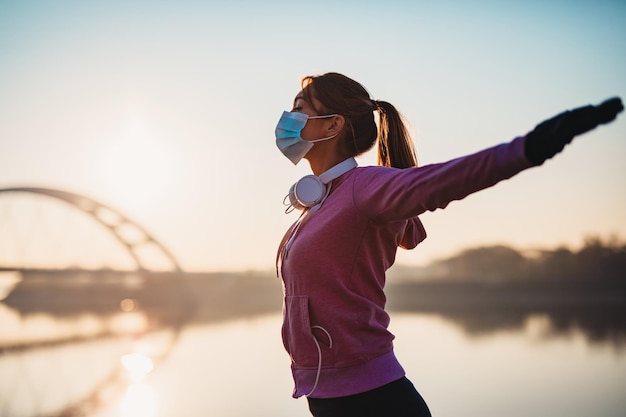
307, 377, 432, 417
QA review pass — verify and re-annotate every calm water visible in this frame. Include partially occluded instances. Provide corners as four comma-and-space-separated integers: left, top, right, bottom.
1, 308, 625, 417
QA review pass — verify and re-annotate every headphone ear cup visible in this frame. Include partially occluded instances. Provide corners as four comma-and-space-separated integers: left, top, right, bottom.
292, 175, 326, 209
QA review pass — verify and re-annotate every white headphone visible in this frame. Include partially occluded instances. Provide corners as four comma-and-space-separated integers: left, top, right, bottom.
285, 158, 357, 212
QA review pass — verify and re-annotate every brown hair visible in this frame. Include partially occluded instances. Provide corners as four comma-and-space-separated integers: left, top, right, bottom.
301, 72, 417, 168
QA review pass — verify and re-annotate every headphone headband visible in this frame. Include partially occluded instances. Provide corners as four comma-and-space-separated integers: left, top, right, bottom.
319, 158, 358, 184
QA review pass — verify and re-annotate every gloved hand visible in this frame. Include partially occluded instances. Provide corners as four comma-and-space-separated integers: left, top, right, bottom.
524, 97, 623, 165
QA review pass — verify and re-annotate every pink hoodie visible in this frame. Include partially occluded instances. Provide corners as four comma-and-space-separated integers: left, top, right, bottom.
278, 136, 533, 398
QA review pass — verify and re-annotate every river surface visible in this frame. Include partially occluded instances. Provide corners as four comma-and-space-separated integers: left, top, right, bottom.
1, 304, 625, 417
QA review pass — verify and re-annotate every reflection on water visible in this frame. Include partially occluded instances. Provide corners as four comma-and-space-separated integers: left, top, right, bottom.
113, 354, 157, 417
0, 299, 178, 417
386, 281, 626, 348
119, 383, 157, 417
1, 311, 626, 417
0, 302, 150, 351
393, 313, 626, 417
121, 353, 154, 382
1, 270, 625, 417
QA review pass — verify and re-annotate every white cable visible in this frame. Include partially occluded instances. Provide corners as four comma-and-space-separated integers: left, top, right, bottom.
284, 182, 332, 259
306, 325, 333, 397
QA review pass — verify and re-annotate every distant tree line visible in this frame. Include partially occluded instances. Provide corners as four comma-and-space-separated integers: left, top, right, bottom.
402, 235, 626, 288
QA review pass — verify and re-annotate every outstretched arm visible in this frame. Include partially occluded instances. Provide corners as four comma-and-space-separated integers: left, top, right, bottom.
524, 97, 624, 165
355, 97, 623, 221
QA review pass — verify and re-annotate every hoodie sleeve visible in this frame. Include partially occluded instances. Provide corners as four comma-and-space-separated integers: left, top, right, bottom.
353, 136, 533, 222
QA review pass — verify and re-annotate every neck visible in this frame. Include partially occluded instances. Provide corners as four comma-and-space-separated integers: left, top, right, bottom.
306, 144, 350, 175
304, 136, 352, 175
308, 156, 346, 176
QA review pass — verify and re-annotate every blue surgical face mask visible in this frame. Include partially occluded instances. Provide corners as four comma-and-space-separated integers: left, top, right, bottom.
275, 111, 338, 165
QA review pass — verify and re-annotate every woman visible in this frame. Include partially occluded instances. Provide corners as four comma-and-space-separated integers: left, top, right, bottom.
274, 72, 622, 417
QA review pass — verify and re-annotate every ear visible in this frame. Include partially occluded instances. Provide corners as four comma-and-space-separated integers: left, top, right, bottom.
327, 115, 345, 135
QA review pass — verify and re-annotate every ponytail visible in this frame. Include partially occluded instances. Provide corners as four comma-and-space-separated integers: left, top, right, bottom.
301, 73, 417, 169
374, 100, 417, 169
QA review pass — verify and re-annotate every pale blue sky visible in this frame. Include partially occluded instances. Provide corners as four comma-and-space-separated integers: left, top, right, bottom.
1, 0, 625, 271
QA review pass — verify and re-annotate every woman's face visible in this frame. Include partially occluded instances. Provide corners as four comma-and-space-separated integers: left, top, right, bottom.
291, 90, 332, 142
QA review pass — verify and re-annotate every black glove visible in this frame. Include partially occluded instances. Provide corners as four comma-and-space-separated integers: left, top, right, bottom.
524, 97, 624, 165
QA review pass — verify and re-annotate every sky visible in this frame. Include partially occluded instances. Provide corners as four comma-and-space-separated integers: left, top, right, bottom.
0, 0, 625, 272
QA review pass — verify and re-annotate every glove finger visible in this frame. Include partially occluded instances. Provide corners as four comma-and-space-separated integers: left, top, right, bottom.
596, 97, 623, 124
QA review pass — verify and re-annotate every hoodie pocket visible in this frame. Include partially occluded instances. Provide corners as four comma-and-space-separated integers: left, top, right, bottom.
282, 295, 333, 368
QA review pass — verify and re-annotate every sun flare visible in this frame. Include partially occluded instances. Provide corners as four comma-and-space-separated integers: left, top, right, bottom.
96, 101, 181, 211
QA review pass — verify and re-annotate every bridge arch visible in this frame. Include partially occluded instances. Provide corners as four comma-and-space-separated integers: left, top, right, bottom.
0, 187, 182, 272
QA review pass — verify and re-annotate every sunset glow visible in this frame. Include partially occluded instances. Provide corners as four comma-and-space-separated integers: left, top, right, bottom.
1, 1, 624, 272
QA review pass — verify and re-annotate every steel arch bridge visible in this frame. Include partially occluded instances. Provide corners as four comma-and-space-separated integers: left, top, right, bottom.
0, 186, 182, 272
0, 186, 192, 417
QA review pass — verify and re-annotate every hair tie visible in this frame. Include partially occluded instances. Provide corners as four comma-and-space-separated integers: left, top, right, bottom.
371, 99, 379, 112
